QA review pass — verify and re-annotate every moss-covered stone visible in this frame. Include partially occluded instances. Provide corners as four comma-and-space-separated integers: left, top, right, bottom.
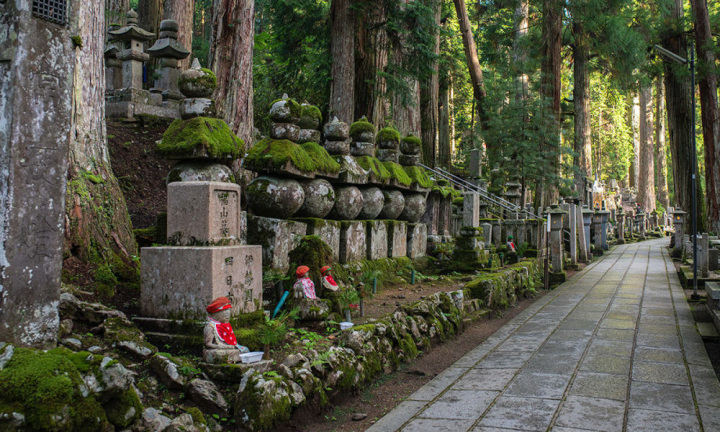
287, 235, 334, 284
244, 138, 316, 174
0, 347, 110, 431
300, 142, 341, 174
376, 127, 400, 143
382, 161, 412, 186
178, 67, 217, 95
103, 387, 142, 428
349, 118, 376, 138
271, 97, 302, 121
356, 156, 392, 182
299, 104, 322, 129
404, 166, 433, 188
158, 117, 244, 160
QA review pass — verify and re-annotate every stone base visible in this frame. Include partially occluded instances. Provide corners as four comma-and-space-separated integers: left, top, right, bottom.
106, 88, 180, 120
141, 245, 263, 320
292, 218, 341, 261
407, 223, 427, 259
202, 361, 273, 383
247, 216, 307, 272
366, 221, 389, 260
388, 221, 408, 258
340, 221, 366, 263
333, 155, 368, 184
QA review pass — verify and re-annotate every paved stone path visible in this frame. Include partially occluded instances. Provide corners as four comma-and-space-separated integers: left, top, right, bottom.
368, 238, 720, 431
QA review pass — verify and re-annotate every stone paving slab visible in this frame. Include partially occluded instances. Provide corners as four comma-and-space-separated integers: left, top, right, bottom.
368, 239, 720, 432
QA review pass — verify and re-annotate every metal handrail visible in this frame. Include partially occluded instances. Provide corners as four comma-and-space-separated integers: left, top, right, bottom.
421, 164, 542, 219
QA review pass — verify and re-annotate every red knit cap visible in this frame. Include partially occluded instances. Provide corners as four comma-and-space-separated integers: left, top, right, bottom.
296, 265, 310, 278
206, 296, 232, 314
320, 265, 331, 275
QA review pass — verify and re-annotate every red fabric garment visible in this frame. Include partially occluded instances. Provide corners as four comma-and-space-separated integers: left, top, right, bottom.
294, 277, 317, 299
324, 275, 338, 287
209, 318, 237, 345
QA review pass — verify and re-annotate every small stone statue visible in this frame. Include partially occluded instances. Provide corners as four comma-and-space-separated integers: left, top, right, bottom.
320, 265, 340, 292
203, 296, 249, 364
292, 266, 330, 320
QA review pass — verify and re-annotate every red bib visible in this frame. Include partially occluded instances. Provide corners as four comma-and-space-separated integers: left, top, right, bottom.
210, 319, 237, 346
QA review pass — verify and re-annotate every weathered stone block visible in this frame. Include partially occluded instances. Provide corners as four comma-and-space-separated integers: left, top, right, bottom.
270, 123, 300, 141
292, 218, 341, 261
247, 216, 307, 271
463, 192, 480, 227
334, 155, 368, 184
399, 154, 420, 166
388, 221, 408, 258
350, 141, 375, 157
407, 223, 427, 259
141, 246, 262, 319
366, 221, 389, 260
340, 221, 366, 263
297, 129, 321, 144
324, 140, 350, 155
167, 182, 244, 245
376, 149, 399, 163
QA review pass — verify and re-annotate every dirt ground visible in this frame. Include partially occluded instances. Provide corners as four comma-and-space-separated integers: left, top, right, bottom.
276, 292, 547, 432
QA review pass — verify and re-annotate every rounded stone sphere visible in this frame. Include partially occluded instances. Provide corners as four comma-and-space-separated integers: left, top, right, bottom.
399, 192, 427, 222
357, 187, 384, 219
378, 189, 405, 220
296, 179, 336, 218
178, 61, 217, 98
167, 161, 234, 184
327, 186, 364, 220
247, 176, 305, 219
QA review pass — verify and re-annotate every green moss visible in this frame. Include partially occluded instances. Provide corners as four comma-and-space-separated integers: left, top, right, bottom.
271, 97, 302, 120
300, 104, 322, 123
401, 134, 421, 146
185, 407, 206, 426
230, 309, 265, 329
452, 197, 464, 206
399, 334, 419, 360
82, 170, 104, 185
349, 118, 376, 137
382, 161, 412, 186
0, 347, 109, 431
300, 142, 341, 174
244, 138, 316, 173
158, 117, 244, 159
71, 35, 83, 49
103, 387, 142, 428
404, 166, 433, 188
356, 156, 392, 181
94, 264, 117, 298
287, 235, 334, 283
178, 68, 217, 92
376, 127, 400, 143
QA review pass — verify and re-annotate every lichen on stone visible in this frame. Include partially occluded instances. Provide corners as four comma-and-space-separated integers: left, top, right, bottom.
158, 117, 244, 159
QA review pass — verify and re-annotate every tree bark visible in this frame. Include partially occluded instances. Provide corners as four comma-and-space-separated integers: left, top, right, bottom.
329, 0, 355, 124
536, 0, 562, 208
662, 0, 704, 230
513, 0, 529, 103
573, 19, 591, 203
137, 0, 163, 35
163, 0, 194, 69
629, 93, 640, 189
65, 0, 138, 289
452, 0, 490, 134
655, 78, 670, 209
637, 84, 656, 212
210, 0, 255, 147
690, 0, 720, 233
106, 0, 129, 25
420, 3, 441, 167
438, 84, 451, 168
354, 0, 388, 126
390, 1, 420, 138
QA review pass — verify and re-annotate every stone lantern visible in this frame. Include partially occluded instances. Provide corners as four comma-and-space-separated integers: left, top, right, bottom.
616, 208, 625, 244
635, 210, 646, 240
548, 205, 567, 273
104, 23, 123, 91
108, 10, 155, 90
147, 19, 190, 100
673, 209, 687, 256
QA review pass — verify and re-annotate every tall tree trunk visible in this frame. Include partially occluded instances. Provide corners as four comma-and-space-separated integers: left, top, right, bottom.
630, 94, 640, 188
329, 0, 355, 124
513, 0, 529, 103
452, 0, 490, 134
438, 83, 451, 168
420, 3, 441, 167
637, 84, 656, 211
390, 0, 421, 137
573, 19, 591, 203
210, 0, 255, 147
662, 0, 704, 230
65, 0, 138, 293
536, 0, 562, 208
690, 0, 720, 233
655, 78, 670, 209
164, 0, 194, 69
137, 0, 163, 35
106, 0, 129, 25
354, 0, 388, 126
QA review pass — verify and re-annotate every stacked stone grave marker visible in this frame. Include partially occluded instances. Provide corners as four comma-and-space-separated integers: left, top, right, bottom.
147, 19, 190, 102
140, 64, 262, 322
